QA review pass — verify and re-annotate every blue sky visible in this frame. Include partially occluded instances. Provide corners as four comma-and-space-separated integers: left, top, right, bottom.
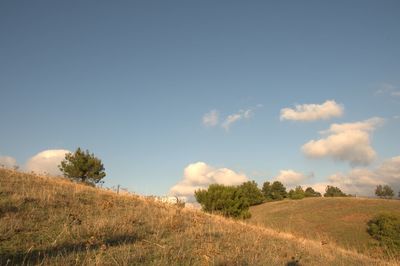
1, 1, 399, 197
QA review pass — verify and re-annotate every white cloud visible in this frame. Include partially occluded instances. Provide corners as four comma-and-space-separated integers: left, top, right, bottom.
275, 169, 312, 187
306, 156, 400, 196
169, 162, 248, 202
202, 110, 219, 127
0, 156, 17, 169
280, 100, 344, 122
25, 149, 70, 176
222, 109, 253, 131
302, 117, 384, 166
375, 83, 400, 97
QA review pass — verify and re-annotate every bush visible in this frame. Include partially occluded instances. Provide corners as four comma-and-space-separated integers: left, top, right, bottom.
304, 187, 322, 197
323, 186, 347, 197
59, 148, 106, 186
238, 181, 264, 205
367, 213, 400, 252
195, 184, 251, 219
288, 186, 305, 200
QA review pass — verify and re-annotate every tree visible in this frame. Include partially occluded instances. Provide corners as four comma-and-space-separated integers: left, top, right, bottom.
262, 181, 272, 200
324, 186, 347, 197
238, 181, 264, 205
304, 187, 322, 197
375, 185, 384, 198
288, 186, 305, 200
59, 148, 106, 186
195, 184, 250, 219
383, 185, 394, 199
375, 184, 395, 199
269, 181, 287, 200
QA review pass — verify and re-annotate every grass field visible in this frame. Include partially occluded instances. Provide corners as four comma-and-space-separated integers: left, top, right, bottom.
0, 168, 398, 265
249, 197, 400, 259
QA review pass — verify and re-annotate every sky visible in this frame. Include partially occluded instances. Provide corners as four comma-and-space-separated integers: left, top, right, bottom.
1, 1, 399, 200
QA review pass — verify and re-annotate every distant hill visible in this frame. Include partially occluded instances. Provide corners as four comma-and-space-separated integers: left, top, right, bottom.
0, 168, 397, 265
249, 197, 400, 259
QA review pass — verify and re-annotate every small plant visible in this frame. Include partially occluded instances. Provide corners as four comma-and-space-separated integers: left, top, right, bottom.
367, 212, 400, 253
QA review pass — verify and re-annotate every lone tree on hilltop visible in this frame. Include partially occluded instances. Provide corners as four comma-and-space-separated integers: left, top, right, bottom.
59, 148, 106, 186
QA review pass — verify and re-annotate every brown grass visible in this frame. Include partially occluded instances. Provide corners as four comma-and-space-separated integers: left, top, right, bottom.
249, 197, 400, 260
0, 168, 398, 265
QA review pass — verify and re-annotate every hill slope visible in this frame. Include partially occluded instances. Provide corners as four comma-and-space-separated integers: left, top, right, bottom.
249, 197, 400, 259
0, 169, 397, 265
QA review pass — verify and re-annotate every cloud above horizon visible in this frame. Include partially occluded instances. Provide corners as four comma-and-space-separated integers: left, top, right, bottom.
169, 162, 248, 202
280, 100, 344, 122
202, 105, 261, 131
0, 155, 17, 169
275, 169, 312, 188
302, 117, 384, 166
310, 155, 400, 196
375, 83, 400, 97
202, 109, 219, 127
221, 109, 253, 131
25, 149, 71, 175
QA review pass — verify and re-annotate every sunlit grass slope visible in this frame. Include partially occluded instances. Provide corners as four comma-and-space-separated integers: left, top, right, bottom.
0, 168, 397, 265
249, 197, 400, 259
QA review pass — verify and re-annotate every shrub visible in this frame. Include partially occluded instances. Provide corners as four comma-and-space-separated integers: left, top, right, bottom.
238, 181, 264, 205
304, 187, 322, 197
288, 186, 305, 200
195, 184, 251, 219
367, 213, 400, 252
323, 186, 347, 197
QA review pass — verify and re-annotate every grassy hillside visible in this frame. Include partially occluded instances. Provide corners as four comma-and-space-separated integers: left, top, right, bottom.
249, 197, 400, 259
0, 169, 397, 265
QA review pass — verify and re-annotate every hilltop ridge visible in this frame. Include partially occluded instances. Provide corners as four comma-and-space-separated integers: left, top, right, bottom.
0, 169, 397, 265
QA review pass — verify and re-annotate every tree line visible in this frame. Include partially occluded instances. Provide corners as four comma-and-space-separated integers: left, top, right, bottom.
195, 181, 349, 219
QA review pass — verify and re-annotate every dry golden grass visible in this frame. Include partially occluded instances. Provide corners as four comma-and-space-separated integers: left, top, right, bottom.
249, 197, 400, 259
0, 168, 398, 265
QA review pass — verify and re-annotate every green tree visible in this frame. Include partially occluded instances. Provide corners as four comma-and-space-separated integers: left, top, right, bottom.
382, 185, 394, 199
238, 181, 264, 205
270, 181, 287, 200
323, 186, 347, 197
194, 184, 250, 219
59, 148, 106, 186
375, 185, 384, 198
288, 186, 305, 200
304, 187, 322, 197
376, 184, 395, 199
262, 181, 272, 200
